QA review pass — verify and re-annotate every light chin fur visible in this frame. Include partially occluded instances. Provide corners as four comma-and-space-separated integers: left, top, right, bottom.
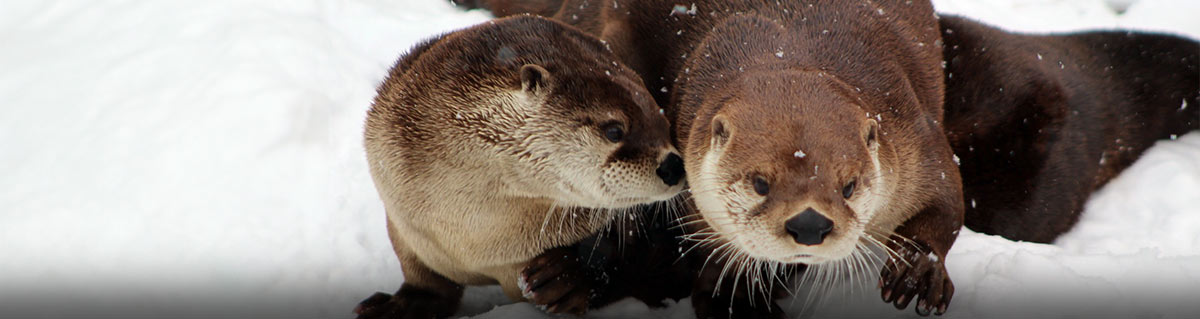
558, 179, 683, 209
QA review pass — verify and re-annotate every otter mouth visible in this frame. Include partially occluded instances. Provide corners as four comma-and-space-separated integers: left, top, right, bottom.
597, 196, 664, 209
610, 197, 650, 205
609, 189, 681, 206
786, 254, 827, 264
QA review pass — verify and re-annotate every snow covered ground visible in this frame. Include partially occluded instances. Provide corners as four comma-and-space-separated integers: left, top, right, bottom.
1, 0, 1197, 318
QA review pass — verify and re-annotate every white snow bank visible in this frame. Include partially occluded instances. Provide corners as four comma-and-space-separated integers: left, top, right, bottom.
0, 0, 1197, 318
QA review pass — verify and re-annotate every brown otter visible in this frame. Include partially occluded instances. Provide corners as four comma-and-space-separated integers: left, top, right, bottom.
669, 8, 962, 317
458, 0, 965, 317
939, 15, 1200, 243
356, 15, 685, 318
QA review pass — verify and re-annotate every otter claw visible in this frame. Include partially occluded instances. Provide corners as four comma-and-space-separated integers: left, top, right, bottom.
521, 247, 594, 315
353, 292, 393, 315
880, 244, 954, 316
916, 301, 931, 316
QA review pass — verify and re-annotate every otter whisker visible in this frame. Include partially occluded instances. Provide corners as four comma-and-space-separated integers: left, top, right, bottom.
863, 229, 912, 268
850, 242, 871, 296
729, 252, 752, 306
671, 218, 710, 230
712, 247, 745, 297
697, 239, 734, 276
539, 202, 562, 241
678, 229, 725, 261
556, 205, 574, 238
752, 257, 775, 307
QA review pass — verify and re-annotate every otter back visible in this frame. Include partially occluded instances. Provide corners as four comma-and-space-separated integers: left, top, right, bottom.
941, 16, 1200, 243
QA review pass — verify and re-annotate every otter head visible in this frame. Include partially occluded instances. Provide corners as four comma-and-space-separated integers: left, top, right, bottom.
501, 59, 684, 209
686, 70, 889, 264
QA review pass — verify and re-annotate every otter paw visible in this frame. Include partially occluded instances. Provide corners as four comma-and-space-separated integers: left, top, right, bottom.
520, 247, 596, 315
353, 292, 393, 316
879, 248, 954, 316
353, 286, 458, 319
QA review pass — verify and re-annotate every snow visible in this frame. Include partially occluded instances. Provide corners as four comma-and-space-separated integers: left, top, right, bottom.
0, 0, 1197, 318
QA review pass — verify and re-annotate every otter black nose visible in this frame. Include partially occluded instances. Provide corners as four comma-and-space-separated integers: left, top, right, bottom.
656, 153, 684, 186
785, 208, 834, 245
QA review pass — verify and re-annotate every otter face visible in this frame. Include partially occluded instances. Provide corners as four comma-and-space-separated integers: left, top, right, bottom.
686, 71, 888, 265
508, 64, 684, 209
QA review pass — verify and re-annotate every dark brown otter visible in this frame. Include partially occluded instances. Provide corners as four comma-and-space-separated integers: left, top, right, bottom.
939, 16, 1200, 243
461, 0, 965, 317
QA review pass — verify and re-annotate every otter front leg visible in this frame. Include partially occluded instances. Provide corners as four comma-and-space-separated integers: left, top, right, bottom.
356, 221, 464, 319
354, 259, 465, 319
879, 197, 963, 316
518, 246, 598, 315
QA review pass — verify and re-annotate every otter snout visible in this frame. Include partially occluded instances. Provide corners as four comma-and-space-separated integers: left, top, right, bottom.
785, 208, 834, 245
655, 153, 685, 186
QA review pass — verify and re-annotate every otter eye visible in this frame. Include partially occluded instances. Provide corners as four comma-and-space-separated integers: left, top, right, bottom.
752, 176, 769, 196
602, 123, 624, 143
842, 179, 857, 199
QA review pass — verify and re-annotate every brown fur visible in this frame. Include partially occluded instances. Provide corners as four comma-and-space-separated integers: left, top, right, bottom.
940, 16, 1200, 243
357, 15, 683, 318
460, 0, 964, 317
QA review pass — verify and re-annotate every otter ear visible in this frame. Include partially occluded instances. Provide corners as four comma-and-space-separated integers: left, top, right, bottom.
864, 118, 879, 151
711, 115, 731, 149
520, 64, 551, 94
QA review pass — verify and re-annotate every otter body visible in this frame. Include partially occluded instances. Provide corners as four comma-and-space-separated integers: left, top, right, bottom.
940, 16, 1200, 243
358, 15, 684, 318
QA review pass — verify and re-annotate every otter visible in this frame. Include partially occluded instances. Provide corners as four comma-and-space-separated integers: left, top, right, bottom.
355, 15, 685, 318
668, 8, 962, 317
457, 0, 965, 317
939, 16, 1200, 243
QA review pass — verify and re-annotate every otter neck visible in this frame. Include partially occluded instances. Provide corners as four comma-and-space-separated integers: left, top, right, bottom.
467, 195, 614, 256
